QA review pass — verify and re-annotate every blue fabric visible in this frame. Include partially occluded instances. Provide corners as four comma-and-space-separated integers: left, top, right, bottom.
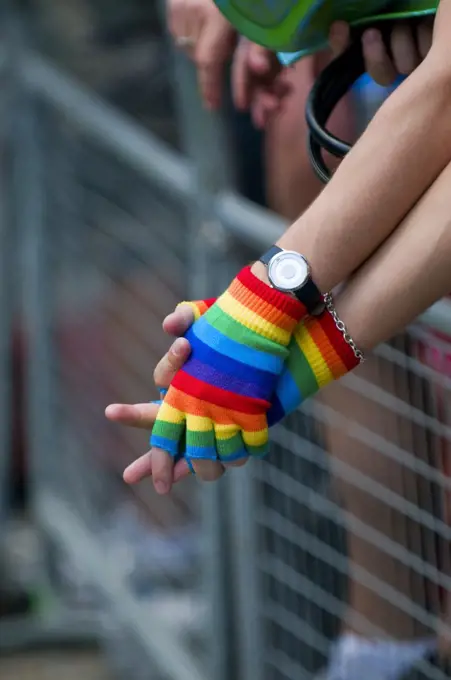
182, 445, 218, 460
273, 369, 304, 417
181, 341, 275, 400
182, 356, 273, 400
187, 320, 284, 374
151, 435, 179, 455
185, 457, 195, 474
267, 394, 285, 427
219, 447, 249, 462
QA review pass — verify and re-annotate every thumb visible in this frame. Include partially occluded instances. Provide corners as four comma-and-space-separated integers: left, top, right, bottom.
153, 337, 191, 389
195, 22, 234, 109
163, 303, 196, 336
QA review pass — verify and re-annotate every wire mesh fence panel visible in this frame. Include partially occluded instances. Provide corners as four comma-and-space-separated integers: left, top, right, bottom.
234, 319, 451, 680
0, 39, 18, 617
0, 50, 14, 527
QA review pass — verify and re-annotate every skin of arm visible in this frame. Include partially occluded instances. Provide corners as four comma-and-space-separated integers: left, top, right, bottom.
334, 154, 451, 351
250, 1, 451, 293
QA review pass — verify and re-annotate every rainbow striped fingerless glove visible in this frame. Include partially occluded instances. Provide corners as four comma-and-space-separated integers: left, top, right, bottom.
153, 297, 361, 470
179, 298, 217, 320
150, 265, 307, 462
267, 309, 360, 425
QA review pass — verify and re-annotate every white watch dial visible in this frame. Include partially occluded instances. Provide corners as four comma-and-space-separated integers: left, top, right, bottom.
268, 251, 309, 292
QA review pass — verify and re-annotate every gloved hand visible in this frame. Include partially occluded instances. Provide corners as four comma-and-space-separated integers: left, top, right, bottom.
107, 292, 361, 491
150, 265, 307, 462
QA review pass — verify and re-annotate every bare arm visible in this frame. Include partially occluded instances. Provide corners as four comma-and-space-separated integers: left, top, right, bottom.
335, 155, 451, 351
270, 1, 451, 292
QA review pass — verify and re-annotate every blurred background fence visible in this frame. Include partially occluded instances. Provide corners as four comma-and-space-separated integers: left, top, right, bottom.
2, 3, 451, 680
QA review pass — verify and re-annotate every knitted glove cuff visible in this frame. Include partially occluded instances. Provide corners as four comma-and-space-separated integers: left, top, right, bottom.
214, 265, 307, 345
177, 298, 216, 321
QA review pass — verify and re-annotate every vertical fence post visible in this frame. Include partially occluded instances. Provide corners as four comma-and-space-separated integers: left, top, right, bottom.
12, 48, 57, 530
227, 457, 266, 680
169, 31, 268, 679
0, 38, 14, 530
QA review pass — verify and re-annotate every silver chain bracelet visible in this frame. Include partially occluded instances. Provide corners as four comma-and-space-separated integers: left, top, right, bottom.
323, 292, 365, 364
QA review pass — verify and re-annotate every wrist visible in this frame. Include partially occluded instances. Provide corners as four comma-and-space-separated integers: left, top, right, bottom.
255, 246, 324, 315
219, 265, 307, 346
234, 265, 306, 320
323, 292, 365, 365
250, 260, 270, 284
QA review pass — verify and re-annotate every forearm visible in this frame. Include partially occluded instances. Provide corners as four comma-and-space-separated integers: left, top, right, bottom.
335, 156, 451, 352
277, 32, 451, 292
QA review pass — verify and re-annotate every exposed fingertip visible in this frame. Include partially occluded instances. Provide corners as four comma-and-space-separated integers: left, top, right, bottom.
123, 466, 136, 485
249, 51, 270, 73
223, 457, 248, 468
163, 306, 195, 335
174, 459, 193, 482
363, 28, 382, 46
154, 480, 170, 495
329, 21, 350, 55
171, 337, 190, 357
105, 404, 118, 417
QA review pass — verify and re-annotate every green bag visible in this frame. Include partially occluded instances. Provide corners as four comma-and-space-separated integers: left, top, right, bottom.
213, 0, 437, 59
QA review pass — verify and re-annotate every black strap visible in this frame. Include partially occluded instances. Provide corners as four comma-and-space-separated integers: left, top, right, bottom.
259, 245, 282, 266
299, 277, 323, 313
259, 246, 322, 313
305, 22, 394, 183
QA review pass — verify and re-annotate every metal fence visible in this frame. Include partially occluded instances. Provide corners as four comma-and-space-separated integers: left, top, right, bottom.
2, 11, 451, 680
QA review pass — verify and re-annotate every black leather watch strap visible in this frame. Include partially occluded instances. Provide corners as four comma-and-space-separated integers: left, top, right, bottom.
259, 245, 282, 266
299, 278, 323, 313
259, 245, 322, 313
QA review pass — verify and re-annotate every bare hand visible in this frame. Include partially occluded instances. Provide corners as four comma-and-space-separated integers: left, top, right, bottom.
167, 0, 236, 109
231, 38, 292, 129
329, 19, 433, 86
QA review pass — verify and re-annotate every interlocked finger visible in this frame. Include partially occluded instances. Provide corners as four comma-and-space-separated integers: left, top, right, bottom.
242, 426, 270, 459
215, 424, 248, 463
190, 459, 225, 481
185, 414, 218, 460
150, 389, 186, 456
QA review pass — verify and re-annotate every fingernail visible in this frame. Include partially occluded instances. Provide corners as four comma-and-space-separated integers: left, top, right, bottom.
154, 481, 168, 495
363, 29, 380, 45
171, 339, 184, 357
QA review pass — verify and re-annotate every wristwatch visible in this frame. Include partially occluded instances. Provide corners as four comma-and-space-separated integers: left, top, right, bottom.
259, 245, 323, 314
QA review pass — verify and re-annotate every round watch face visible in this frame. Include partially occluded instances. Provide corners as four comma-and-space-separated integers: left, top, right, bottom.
267, 250, 310, 293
